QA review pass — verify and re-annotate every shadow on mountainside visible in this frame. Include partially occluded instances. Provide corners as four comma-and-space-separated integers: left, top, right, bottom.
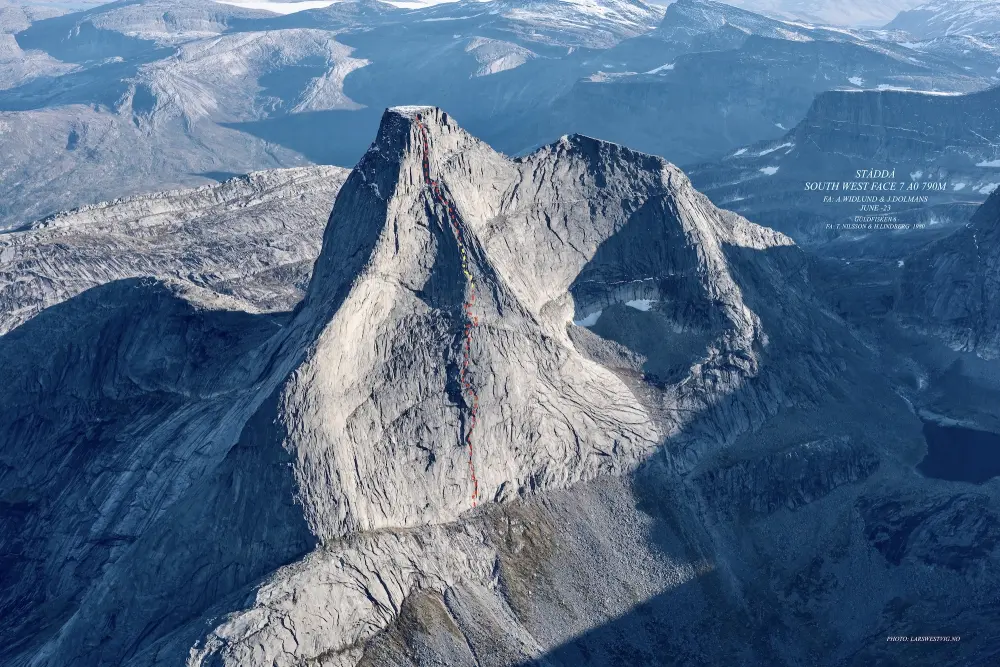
0, 278, 315, 665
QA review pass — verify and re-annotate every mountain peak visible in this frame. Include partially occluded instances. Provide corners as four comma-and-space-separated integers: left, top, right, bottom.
279, 106, 809, 543
377, 105, 464, 151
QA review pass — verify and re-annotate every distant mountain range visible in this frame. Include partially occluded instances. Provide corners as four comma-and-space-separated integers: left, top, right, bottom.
528, 0, 993, 165
1, 0, 999, 231
729, 0, 924, 27
886, 0, 1000, 39
688, 84, 1000, 242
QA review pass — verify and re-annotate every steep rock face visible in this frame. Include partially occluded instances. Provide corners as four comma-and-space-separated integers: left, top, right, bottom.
292, 105, 800, 537
7, 107, 995, 667
793, 85, 1000, 165
694, 437, 880, 520
897, 187, 1000, 358
0, 165, 349, 335
0, 278, 307, 665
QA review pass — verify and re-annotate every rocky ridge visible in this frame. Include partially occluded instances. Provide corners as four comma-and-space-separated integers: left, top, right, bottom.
1, 107, 998, 667
0, 165, 349, 335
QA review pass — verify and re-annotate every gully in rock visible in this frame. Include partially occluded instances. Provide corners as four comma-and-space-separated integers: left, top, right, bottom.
415, 113, 481, 507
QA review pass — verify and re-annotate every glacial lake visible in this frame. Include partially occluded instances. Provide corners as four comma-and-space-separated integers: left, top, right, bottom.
918, 421, 1000, 484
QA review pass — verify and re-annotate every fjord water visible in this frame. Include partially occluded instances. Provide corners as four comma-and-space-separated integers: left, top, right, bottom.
918, 420, 1000, 484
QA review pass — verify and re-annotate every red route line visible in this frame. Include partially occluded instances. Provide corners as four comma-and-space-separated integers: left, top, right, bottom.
415, 113, 480, 508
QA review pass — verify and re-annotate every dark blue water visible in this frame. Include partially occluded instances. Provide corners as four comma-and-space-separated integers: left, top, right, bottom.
918, 421, 1000, 484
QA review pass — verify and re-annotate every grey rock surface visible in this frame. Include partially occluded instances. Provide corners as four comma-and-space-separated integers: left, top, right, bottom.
897, 187, 1000, 359
1, 107, 999, 667
0, 165, 349, 335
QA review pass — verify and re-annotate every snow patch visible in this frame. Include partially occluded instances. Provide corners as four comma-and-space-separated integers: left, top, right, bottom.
732, 148, 748, 157
645, 62, 674, 74
977, 159, 1000, 167
981, 183, 999, 195
952, 182, 966, 191
875, 84, 964, 95
758, 142, 794, 157
848, 76, 864, 86
759, 166, 780, 176
625, 299, 655, 312
573, 310, 602, 327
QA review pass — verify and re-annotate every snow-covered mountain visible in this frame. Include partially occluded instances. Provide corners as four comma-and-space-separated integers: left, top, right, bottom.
885, 0, 1000, 39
